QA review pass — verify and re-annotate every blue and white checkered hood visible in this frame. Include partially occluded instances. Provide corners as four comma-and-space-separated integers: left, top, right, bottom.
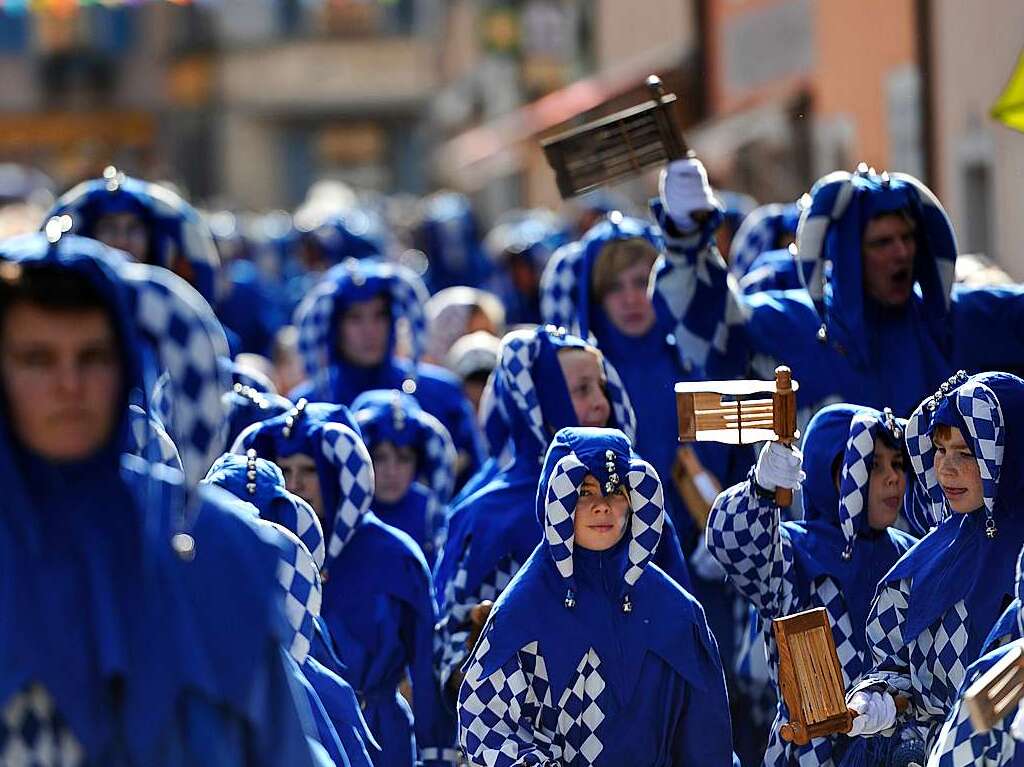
294, 258, 429, 396
0, 232, 230, 487
494, 326, 636, 458
794, 165, 957, 366
47, 168, 221, 304
538, 428, 664, 607
728, 201, 802, 280
538, 214, 662, 342
203, 451, 326, 570
837, 407, 908, 559
261, 520, 323, 665
352, 388, 456, 552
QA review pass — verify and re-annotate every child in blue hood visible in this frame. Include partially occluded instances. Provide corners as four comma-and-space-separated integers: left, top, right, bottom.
0, 232, 326, 766
930, 544, 1024, 766
458, 427, 735, 767
292, 258, 483, 489
236, 404, 457, 767
47, 166, 221, 307
654, 160, 1024, 423
434, 326, 692, 702
352, 389, 456, 569
707, 404, 918, 766
845, 372, 1024, 756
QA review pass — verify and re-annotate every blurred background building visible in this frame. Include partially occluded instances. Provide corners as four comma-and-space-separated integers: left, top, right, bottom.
0, 0, 1022, 273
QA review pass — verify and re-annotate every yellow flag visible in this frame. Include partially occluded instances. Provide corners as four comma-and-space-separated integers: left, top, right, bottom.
992, 50, 1024, 133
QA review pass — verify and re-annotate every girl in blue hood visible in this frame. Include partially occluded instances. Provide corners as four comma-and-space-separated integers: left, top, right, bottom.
292, 258, 483, 489
434, 326, 692, 702
458, 427, 735, 767
235, 404, 456, 767
707, 404, 918, 767
846, 371, 1024, 755
0, 232, 325, 766
930, 545, 1024, 767
352, 389, 456, 569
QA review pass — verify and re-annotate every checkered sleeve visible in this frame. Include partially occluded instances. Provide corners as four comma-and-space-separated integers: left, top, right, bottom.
928, 689, 1013, 767
650, 198, 750, 380
458, 627, 560, 767
706, 479, 797, 621
849, 578, 917, 726
435, 546, 521, 698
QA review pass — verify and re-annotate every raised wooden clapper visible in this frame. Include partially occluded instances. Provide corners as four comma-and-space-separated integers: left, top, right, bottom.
541, 75, 689, 199
676, 366, 798, 507
964, 643, 1024, 731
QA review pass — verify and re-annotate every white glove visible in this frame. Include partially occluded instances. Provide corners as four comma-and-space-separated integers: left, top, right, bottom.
1010, 699, 1024, 741
753, 442, 804, 492
847, 691, 898, 737
659, 158, 722, 232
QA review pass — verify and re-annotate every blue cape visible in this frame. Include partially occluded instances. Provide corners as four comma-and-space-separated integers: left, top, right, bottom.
887, 372, 1024, 651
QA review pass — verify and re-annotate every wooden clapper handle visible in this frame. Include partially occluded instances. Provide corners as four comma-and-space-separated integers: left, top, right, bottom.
779, 695, 910, 744
772, 366, 797, 508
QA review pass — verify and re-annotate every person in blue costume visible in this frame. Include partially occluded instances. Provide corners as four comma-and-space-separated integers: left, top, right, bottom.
929, 545, 1024, 767
293, 258, 483, 489
352, 389, 457, 569
538, 213, 755, 703
707, 404, 918, 767
0, 232, 329, 766
235, 404, 458, 767
433, 326, 692, 703
202, 452, 380, 767
458, 427, 735, 767
539, 212, 754, 550
46, 165, 221, 307
653, 160, 1024, 425
413, 192, 492, 292
483, 209, 565, 326
222, 380, 293, 449
728, 201, 801, 282
845, 371, 1024, 758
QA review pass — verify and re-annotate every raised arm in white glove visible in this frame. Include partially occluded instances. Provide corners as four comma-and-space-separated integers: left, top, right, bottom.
658, 158, 723, 233
753, 441, 804, 493
847, 691, 898, 737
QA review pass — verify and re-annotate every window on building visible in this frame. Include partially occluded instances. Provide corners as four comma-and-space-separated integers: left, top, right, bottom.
962, 160, 994, 258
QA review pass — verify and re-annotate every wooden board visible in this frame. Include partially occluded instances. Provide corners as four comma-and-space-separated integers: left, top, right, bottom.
965, 643, 1024, 731
541, 76, 688, 198
774, 608, 853, 746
